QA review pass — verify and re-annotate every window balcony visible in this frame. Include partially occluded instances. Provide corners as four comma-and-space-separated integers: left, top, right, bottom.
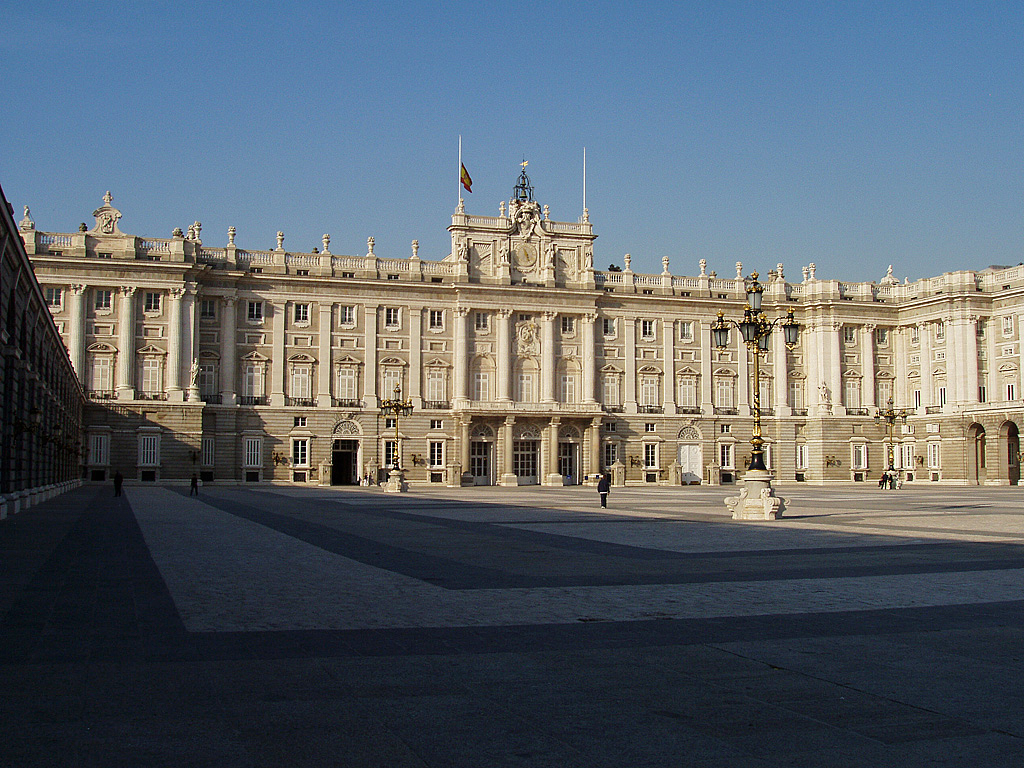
846, 407, 870, 416
137, 392, 168, 401
637, 405, 663, 414
925, 405, 943, 414
422, 400, 451, 410
791, 408, 808, 416
239, 395, 268, 406
201, 393, 222, 404
332, 398, 363, 409
676, 406, 702, 414
286, 397, 317, 407
714, 407, 738, 415
603, 404, 624, 412
86, 389, 116, 400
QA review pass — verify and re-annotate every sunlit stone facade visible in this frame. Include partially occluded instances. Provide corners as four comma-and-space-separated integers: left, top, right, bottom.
20, 180, 1024, 488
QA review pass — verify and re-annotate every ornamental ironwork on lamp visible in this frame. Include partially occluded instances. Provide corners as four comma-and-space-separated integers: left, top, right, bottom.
874, 396, 909, 470
379, 384, 413, 470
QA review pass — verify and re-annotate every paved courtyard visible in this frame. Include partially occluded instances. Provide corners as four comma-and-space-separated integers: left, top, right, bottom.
2, 482, 1024, 767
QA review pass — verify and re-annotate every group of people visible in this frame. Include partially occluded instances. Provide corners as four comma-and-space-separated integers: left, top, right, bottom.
878, 468, 903, 489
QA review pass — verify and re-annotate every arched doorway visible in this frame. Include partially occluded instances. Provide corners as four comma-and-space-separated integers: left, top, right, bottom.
677, 425, 702, 484
967, 423, 986, 485
330, 420, 362, 485
558, 425, 581, 485
1003, 421, 1020, 486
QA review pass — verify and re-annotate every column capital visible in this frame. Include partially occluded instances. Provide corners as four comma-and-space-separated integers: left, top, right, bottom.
223, 295, 236, 307
497, 308, 513, 319
582, 312, 598, 323
543, 311, 557, 322
70, 283, 88, 295
504, 415, 516, 426
120, 286, 136, 297
169, 287, 187, 300
454, 306, 470, 318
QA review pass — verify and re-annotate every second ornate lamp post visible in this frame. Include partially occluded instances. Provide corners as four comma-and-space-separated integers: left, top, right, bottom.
874, 396, 909, 472
711, 272, 800, 519
379, 384, 413, 492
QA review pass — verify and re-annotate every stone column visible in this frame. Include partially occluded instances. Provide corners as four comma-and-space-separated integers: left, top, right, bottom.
829, 322, 844, 415
410, 307, 423, 404
116, 286, 136, 400
166, 287, 185, 401
459, 416, 471, 474
219, 297, 237, 405
894, 327, 909, 407
541, 311, 556, 403
185, 285, 200, 402
546, 416, 562, 485
861, 325, 876, 409
496, 309, 512, 402
317, 303, 333, 408
737, 334, 750, 415
589, 416, 602, 479
700, 321, 713, 415
663, 319, 676, 414
985, 318, 998, 402
453, 307, 469, 405
270, 301, 286, 407
67, 284, 87, 380
964, 317, 979, 404
771, 327, 789, 414
364, 304, 378, 405
625, 317, 637, 411
805, 316, 821, 413
581, 313, 597, 403
920, 323, 932, 409
500, 415, 517, 486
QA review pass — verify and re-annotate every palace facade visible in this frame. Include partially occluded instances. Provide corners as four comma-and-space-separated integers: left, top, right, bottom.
18, 173, 1024, 488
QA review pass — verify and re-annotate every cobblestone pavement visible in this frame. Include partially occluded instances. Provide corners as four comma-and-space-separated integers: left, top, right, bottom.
2, 483, 1023, 767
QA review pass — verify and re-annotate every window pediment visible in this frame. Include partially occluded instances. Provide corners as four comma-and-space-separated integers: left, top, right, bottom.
87, 342, 117, 353
288, 353, 316, 363
137, 344, 166, 355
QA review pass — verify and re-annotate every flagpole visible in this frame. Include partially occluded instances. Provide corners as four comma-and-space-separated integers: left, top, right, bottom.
458, 135, 462, 208
583, 147, 587, 213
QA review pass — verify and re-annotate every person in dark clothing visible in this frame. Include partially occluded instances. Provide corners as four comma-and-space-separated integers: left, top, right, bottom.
597, 473, 611, 508
190, 473, 199, 496
113, 471, 123, 497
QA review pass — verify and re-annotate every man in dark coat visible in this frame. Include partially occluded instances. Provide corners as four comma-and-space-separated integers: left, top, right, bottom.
598, 473, 611, 508
113, 471, 123, 497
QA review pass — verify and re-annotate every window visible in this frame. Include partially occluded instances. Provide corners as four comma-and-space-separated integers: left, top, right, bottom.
430, 419, 443, 430
795, 444, 808, 470
139, 434, 160, 466
852, 443, 867, 470
716, 377, 735, 408
247, 301, 263, 323
979, 385, 987, 403
518, 372, 534, 402
293, 416, 306, 427
474, 312, 488, 331
294, 303, 309, 323
382, 368, 402, 397
292, 439, 309, 467
429, 441, 444, 467
910, 326, 920, 344
603, 442, 618, 468
927, 442, 940, 469
200, 299, 217, 319
384, 440, 397, 468
144, 292, 161, 313
758, 378, 772, 409
341, 271, 355, 279
899, 444, 915, 471
291, 366, 311, 400
199, 363, 216, 399
385, 417, 396, 429
935, 321, 945, 341
913, 390, 921, 409
244, 437, 262, 468
560, 374, 576, 403
644, 443, 658, 468
95, 290, 113, 310
844, 380, 861, 409
244, 364, 264, 397
202, 437, 215, 467
602, 318, 615, 336
142, 358, 162, 394
977, 320, 986, 338
843, 326, 856, 344
720, 424, 731, 433
877, 380, 892, 406
604, 421, 617, 432
91, 357, 112, 392
473, 371, 489, 400
426, 370, 446, 402
561, 316, 574, 334
1008, 382, 1019, 401
89, 433, 110, 466
385, 307, 400, 328
719, 443, 734, 469
336, 368, 357, 400
387, 274, 399, 281
1003, 346, 1015, 358
788, 381, 804, 410
640, 376, 659, 406
518, 313, 532, 323
429, 309, 444, 330
1002, 316, 1014, 337
875, 328, 888, 345
602, 374, 619, 406
339, 305, 355, 325
45, 287, 62, 307
938, 386, 946, 406
645, 423, 656, 433
677, 378, 697, 408
678, 321, 693, 341
641, 319, 655, 339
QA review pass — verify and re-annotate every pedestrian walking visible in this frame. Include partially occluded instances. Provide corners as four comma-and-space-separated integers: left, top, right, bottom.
190, 472, 199, 496
877, 471, 887, 489
113, 470, 123, 497
597, 472, 611, 509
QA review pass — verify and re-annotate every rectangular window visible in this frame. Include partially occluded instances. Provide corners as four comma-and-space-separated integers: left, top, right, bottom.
384, 440, 397, 468
910, 326, 920, 344
139, 434, 160, 466
244, 437, 262, 468
247, 301, 263, 322
602, 318, 615, 336
89, 433, 110, 466
430, 419, 443, 430
852, 443, 867, 470
758, 378, 772, 409
788, 381, 804, 410
605, 421, 617, 432
382, 368, 401, 397
292, 439, 309, 467
474, 312, 488, 330
1008, 382, 1019, 401
979, 385, 987, 403
385, 417, 396, 429
385, 307, 400, 327
913, 390, 921, 409
844, 380, 861, 409
843, 326, 856, 343
644, 443, 658, 468
561, 374, 576, 403
294, 303, 309, 323
645, 423, 656, 433
201, 436, 214, 467
144, 292, 161, 312
717, 378, 734, 408
877, 380, 893, 406
291, 367, 311, 399
938, 386, 946, 406
641, 319, 655, 339
518, 373, 534, 402
679, 321, 693, 341
200, 299, 217, 319
95, 290, 113, 310
91, 357, 112, 392
719, 443, 734, 470
429, 441, 444, 467
935, 321, 945, 341
875, 328, 888, 345
677, 378, 697, 408
336, 368, 357, 400
640, 377, 659, 406
339, 305, 355, 325
199, 363, 216, 399
429, 309, 444, 330
426, 370, 446, 402
142, 358, 162, 394
927, 442, 940, 469
294, 416, 306, 427
561, 316, 574, 334
473, 371, 489, 400
244, 364, 264, 397
602, 374, 619, 406
45, 287, 62, 307
720, 424, 731, 434
899, 444, 915, 471
795, 444, 808, 470
603, 442, 618, 468
1002, 316, 1014, 336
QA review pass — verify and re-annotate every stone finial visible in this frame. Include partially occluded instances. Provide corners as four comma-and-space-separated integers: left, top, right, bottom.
776, 262, 784, 280
456, 198, 465, 213
367, 236, 375, 255
624, 253, 632, 271
19, 206, 34, 231
709, 271, 717, 278
92, 192, 122, 234
411, 240, 419, 259
543, 204, 550, 220
186, 224, 195, 240
699, 258, 707, 276
662, 255, 670, 275
172, 227, 183, 238
103, 191, 113, 205
322, 234, 330, 253
79, 223, 88, 232
227, 226, 236, 245
499, 201, 506, 218
582, 208, 589, 223
735, 262, 743, 280
193, 221, 202, 240
802, 266, 809, 282
808, 262, 816, 280
276, 231, 285, 250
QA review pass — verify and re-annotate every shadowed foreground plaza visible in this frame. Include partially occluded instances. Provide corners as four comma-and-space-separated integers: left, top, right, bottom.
2, 483, 1024, 767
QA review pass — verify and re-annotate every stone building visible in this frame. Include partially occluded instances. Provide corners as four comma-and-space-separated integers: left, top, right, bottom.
18, 171, 1024, 488
1, 184, 84, 517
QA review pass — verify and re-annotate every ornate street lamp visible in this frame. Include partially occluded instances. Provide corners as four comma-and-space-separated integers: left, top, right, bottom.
874, 396, 909, 471
712, 272, 800, 519
379, 384, 413, 492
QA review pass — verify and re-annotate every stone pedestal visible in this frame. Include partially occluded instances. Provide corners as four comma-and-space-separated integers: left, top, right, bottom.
725, 469, 785, 520
383, 468, 408, 493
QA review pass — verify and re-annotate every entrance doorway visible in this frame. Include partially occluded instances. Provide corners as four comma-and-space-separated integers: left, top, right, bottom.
331, 439, 359, 485
968, 423, 986, 485
678, 443, 702, 484
513, 440, 539, 485
469, 441, 493, 485
558, 442, 578, 484
1007, 422, 1020, 486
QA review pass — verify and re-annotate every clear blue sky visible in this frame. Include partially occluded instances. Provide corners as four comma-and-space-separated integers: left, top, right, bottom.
2, 1, 1022, 282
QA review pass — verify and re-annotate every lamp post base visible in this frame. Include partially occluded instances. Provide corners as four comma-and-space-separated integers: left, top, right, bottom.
383, 468, 408, 493
725, 469, 785, 520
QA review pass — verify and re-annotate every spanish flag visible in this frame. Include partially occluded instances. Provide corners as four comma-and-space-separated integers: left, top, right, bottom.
460, 163, 473, 193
